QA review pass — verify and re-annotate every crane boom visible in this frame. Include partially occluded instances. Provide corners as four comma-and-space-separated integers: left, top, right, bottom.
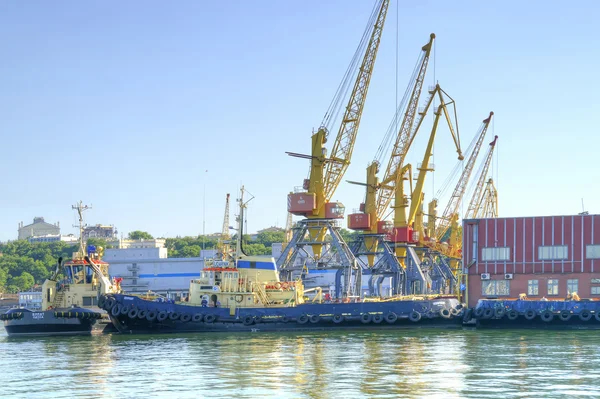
217, 193, 231, 258
321, 0, 389, 212
479, 178, 498, 218
435, 112, 493, 241
465, 136, 498, 219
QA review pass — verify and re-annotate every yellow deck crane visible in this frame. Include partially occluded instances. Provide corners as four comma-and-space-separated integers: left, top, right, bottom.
465, 136, 499, 219
431, 112, 494, 247
216, 193, 231, 260
278, 0, 389, 298
347, 34, 435, 267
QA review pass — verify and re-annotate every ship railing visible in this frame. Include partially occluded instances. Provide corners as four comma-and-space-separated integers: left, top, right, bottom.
252, 283, 272, 306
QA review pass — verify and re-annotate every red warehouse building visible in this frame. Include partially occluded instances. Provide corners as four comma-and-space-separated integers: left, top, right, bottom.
462, 214, 600, 307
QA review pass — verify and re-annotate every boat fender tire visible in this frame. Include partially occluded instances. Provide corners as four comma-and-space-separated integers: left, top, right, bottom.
579, 310, 592, 321
507, 310, 519, 320
111, 303, 122, 317
385, 312, 398, 324
169, 312, 180, 321
524, 309, 536, 320
157, 311, 168, 322
450, 308, 459, 316
473, 307, 485, 318
280, 316, 290, 323
137, 310, 148, 319
243, 315, 255, 326
482, 308, 494, 319
559, 310, 572, 321
440, 308, 452, 319
120, 305, 130, 316
104, 298, 116, 311
204, 314, 217, 323
297, 314, 309, 325
541, 310, 554, 322
332, 314, 344, 324
180, 313, 191, 322
309, 315, 321, 324
361, 314, 372, 324
494, 308, 506, 319
98, 296, 106, 309
192, 314, 203, 322
372, 314, 384, 324
409, 311, 421, 323
595, 312, 600, 322
146, 310, 158, 322
128, 309, 139, 319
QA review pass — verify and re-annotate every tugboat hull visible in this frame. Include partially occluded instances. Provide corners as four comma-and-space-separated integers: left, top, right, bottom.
104, 294, 465, 334
1, 308, 102, 337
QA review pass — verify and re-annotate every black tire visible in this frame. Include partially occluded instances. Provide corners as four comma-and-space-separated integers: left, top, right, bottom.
120, 305, 130, 316
157, 311, 168, 322
204, 314, 217, 323
111, 303, 122, 317
137, 310, 148, 319
280, 316, 290, 323
494, 308, 506, 318
440, 308, 452, 319
243, 315, 255, 326
180, 313, 191, 322
595, 312, 600, 322
483, 308, 494, 319
385, 312, 398, 324
541, 310, 554, 322
128, 308, 139, 319
309, 315, 321, 324
559, 310, 572, 321
373, 314, 384, 324
297, 314, 309, 325
579, 310, 592, 321
169, 312, 180, 321
332, 314, 344, 324
524, 309, 536, 320
146, 310, 157, 322
450, 308, 459, 316
104, 298, 116, 311
98, 295, 106, 309
474, 307, 485, 318
409, 311, 421, 322
361, 314, 372, 324
507, 310, 519, 320
192, 314, 203, 322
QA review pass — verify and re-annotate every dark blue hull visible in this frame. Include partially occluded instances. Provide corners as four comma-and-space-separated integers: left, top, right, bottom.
469, 299, 600, 329
103, 294, 465, 334
1, 308, 102, 337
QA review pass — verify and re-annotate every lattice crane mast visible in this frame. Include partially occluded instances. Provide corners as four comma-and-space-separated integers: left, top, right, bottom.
286, 0, 389, 258
433, 112, 493, 242
347, 34, 435, 266
217, 193, 231, 260
465, 136, 498, 219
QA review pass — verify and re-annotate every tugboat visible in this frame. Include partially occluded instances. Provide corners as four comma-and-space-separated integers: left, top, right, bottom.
1, 202, 121, 336
466, 294, 600, 329
102, 188, 465, 334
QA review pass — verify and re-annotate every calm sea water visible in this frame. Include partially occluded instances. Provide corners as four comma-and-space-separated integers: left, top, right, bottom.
1, 325, 599, 399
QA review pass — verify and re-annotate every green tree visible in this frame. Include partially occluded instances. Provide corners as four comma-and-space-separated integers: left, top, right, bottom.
339, 228, 360, 243
243, 243, 268, 256
255, 231, 286, 248
128, 231, 154, 240
9, 272, 35, 291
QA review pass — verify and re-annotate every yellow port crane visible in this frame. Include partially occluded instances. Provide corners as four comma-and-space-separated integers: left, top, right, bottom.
217, 193, 231, 260
432, 112, 494, 243
284, 0, 389, 257
347, 34, 435, 267
465, 136, 499, 219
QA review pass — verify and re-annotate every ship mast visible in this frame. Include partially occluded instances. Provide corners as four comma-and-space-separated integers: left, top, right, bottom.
234, 187, 254, 259
72, 201, 90, 257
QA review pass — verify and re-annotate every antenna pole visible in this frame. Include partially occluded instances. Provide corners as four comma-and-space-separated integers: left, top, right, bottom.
72, 201, 91, 256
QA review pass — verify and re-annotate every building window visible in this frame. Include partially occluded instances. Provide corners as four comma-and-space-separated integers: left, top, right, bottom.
587, 245, 600, 259
527, 280, 539, 296
547, 279, 559, 296
481, 247, 511, 261
538, 245, 568, 260
482, 280, 510, 296
567, 279, 579, 295
591, 286, 600, 295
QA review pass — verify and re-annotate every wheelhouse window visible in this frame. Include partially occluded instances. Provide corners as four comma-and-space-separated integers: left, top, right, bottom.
538, 245, 568, 260
547, 279, 559, 296
481, 247, 511, 262
482, 280, 510, 296
527, 280, 539, 296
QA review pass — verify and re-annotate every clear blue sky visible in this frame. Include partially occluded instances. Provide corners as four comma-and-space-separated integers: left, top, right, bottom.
1, 1, 598, 242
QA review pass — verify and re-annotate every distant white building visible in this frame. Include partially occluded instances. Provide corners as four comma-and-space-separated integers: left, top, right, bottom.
18, 217, 60, 240
28, 234, 78, 244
